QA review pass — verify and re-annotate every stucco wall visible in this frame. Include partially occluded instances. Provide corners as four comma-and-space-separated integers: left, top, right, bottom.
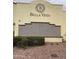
45, 37, 62, 42
13, 0, 66, 41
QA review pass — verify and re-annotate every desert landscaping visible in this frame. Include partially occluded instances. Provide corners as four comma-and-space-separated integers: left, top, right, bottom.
13, 42, 66, 59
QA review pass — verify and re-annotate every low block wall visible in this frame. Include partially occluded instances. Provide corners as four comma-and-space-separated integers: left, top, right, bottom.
45, 37, 62, 42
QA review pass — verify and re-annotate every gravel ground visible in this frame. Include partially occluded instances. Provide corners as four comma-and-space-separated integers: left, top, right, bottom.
13, 42, 66, 59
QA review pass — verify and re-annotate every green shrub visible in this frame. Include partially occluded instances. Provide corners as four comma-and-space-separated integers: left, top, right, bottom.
13, 36, 45, 47
27, 37, 45, 46
16, 38, 28, 48
13, 36, 22, 46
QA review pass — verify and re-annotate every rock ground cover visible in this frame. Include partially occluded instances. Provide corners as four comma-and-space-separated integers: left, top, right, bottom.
13, 42, 66, 59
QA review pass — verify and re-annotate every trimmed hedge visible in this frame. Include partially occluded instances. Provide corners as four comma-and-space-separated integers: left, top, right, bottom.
27, 37, 45, 46
16, 38, 28, 48
13, 36, 45, 48
13, 36, 22, 46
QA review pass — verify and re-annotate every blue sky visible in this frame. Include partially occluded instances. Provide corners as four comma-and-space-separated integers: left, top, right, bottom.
14, 0, 65, 5
13, 0, 66, 10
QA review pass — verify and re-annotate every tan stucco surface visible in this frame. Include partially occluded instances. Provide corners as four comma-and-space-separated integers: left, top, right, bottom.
13, 0, 66, 42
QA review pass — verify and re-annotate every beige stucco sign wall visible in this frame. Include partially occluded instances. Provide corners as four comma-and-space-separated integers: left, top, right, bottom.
13, 0, 66, 42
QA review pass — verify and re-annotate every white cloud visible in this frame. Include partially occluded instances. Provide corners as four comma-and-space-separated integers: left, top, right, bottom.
47, 0, 63, 4
13, 0, 33, 3
47, 0, 66, 11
